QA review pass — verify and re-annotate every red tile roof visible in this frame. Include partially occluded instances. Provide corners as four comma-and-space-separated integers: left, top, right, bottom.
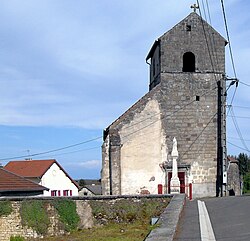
0, 168, 48, 192
4, 159, 55, 178
4, 159, 79, 189
227, 156, 238, 163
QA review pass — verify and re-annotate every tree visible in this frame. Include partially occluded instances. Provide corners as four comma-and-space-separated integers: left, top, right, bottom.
237, 153, 250, 176
237, 153, 250, 193
243, 173, 250, 194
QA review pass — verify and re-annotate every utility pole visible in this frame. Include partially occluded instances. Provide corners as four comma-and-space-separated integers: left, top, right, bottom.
217, 80, 224, 197
221, 77, 238, 196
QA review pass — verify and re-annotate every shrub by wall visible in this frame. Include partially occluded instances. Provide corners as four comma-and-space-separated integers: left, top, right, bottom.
52, 199, 80, 232
0, 201, 12, 217
20, 200, 50, 235
9, 236, 25, 241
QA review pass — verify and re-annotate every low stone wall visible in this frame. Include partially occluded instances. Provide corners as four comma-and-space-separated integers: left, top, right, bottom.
0, 194, 172, 241
0, 201, 67, 241
145, 194, 185, 241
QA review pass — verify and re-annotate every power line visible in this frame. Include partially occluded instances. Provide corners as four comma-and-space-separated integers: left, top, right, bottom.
227, 141, 250, 153
122, 85, 218, 142
34, 146, 101, 159
229, 107, 250, 152
228, 136, 250, 142
205, 0, 212, 25
220, 0, 237, 79
197, 0, 221, 83
228, 115, 250, 119
220, 0, 239, 110
1, 83, 219, 161
231, 105, 250, 109
0, 136, 102, 161
239, 81, 250, 88
180, 112, 217, 159
203, 0, 220, 70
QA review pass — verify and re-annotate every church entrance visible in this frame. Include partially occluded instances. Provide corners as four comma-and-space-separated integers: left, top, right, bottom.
168, 172, 185, 193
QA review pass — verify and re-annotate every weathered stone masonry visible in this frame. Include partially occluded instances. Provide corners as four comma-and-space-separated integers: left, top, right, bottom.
102, 12, 227, 198
0, 195, 170, 241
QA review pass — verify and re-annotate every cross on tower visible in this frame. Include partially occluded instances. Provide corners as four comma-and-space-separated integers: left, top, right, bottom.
191, 3, 199, 12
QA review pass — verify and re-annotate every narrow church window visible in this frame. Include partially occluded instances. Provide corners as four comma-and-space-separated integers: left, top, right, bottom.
186, 24, 191, 31
196, 96, 200, 101
183, 52, 195, 72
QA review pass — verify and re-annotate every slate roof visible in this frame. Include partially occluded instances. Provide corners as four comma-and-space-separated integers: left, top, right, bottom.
77, 179, 101, 186
4, 159, 79, 189
82, 185, 102, 195
0, 168, 48, 192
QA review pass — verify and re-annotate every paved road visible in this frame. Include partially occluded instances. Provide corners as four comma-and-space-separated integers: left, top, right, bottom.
174, 195, 250, 241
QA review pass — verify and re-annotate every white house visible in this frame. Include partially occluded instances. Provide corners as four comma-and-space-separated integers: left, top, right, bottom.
4, 159, 79, 196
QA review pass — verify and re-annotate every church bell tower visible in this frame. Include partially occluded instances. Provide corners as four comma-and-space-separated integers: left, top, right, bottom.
146, 12, 227, 90
146, 12, 227, 197
102, 10, 228, 198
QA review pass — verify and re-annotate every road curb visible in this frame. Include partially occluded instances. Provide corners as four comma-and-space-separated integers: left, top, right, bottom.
144, 194, 186, 241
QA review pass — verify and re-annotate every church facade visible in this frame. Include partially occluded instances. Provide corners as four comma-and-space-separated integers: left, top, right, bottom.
101, 12, 227, 198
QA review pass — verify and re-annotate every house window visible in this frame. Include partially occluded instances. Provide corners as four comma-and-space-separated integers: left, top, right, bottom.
70, 190, 72, 196
183, 52, 195, 72
63, 190, 69, 196
51, 190, 57, 196
58, 190, 61, 196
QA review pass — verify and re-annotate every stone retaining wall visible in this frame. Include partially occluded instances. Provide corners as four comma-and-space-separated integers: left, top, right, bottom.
0, 195, 172, 241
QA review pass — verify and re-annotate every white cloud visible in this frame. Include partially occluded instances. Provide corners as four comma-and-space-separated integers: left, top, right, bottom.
0, 0, 249, 139
66, 160, 101, 169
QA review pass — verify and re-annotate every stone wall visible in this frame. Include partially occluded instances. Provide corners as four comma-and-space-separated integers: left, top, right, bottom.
159, 73, 220, 198
119, 99, 166, 195
0, 198, 93, 241
0, 201, 66, 241
0, 195, 171, 241
102, 86, 168, 196
227, 161, 241, 195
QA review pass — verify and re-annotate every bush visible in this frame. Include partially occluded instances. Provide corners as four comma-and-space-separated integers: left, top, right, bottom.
0, 201, 12, 216
243, 172, 250, 193
20, 200, 50, 235
10, 236, 25, 241
90, 198, 170, 225
52, 199, 80, 232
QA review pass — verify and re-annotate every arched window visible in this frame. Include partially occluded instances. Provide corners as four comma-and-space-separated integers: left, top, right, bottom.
183, 52, 195, 72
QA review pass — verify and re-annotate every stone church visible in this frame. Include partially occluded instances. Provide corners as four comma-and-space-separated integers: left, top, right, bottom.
101, 11, 227, 198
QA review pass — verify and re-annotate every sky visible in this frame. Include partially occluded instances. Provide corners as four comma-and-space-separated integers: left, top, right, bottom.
0, 0, 249, 179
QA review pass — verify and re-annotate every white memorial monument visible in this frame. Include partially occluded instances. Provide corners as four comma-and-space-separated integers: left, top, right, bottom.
170, 137, 180, 194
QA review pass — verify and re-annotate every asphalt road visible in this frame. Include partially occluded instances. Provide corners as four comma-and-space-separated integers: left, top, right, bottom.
205, 195, 250, 241
174, 195, 250, 241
